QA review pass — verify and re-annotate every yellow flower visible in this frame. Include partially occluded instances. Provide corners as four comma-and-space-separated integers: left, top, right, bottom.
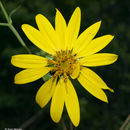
11, 7, 118, 127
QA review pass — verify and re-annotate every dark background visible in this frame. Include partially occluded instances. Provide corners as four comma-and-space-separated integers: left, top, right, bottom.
0, 0, 130, 130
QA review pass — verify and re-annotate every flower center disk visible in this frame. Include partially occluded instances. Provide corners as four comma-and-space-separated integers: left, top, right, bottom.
48, 50, 77, 79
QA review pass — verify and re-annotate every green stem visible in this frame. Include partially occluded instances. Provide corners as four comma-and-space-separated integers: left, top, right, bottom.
70, 120, 73, 130
0, 23, 8, 26
61, 117, 67, 130
0, 1, 31, 53
9, 24, 31, 53
0, 1, 9, 23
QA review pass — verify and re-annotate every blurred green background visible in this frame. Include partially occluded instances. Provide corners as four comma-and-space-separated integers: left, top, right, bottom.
0, 0, 130, 130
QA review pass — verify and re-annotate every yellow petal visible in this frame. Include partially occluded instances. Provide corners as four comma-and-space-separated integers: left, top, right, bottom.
36, 14, 60, 51
66, 7, 81, 50
14, 67, 51, 84
11, 54, 48, 68
77, 35, 114, 58
78, 67, 109, 102
50, 78, 66, 123
22, 24, 55, 54
35, 77, 57, 108
70, 63, 80, 79
80, 53, 118, 67
65, 79, 80, 127
79, 67, 114, 92
55, 9, 67, 50
73, 21, 101, 54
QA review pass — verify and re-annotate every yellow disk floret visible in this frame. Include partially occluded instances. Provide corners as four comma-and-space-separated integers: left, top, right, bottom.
48, 50, 77, 80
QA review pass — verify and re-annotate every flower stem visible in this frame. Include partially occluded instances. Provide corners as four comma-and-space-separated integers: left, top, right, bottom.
0, 1, 9, 23
9, 24, 31, 53
70, 120, 73, 130
61, 117, 67, 130
0, 23, 8, 26
0, 1, 31, 54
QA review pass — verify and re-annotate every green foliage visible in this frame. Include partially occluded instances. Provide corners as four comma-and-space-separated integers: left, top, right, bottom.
0, 0, 130, 129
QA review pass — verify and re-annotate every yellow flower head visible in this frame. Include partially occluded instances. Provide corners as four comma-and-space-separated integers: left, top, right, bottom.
11, 7, 118, 127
